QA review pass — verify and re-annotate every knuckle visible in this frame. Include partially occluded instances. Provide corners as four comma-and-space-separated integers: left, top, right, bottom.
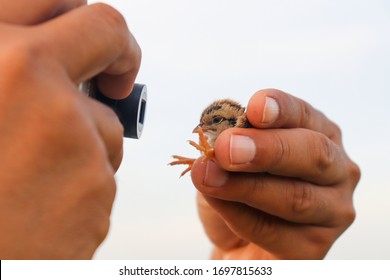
0, 39, 43, 83
343, 205, 356, 226
249, 215, 277, 243
98, 101, 124, 137
329, 190, 356, 228
248, 174, 267, 200
347, 161, 361, 187
87, 208, 111, 246
131, 37, 142, 67
299, 101, 312, 128
290, 183, 314, 215
85, 163, 116, 204
334, 201, 356, 228
91, 3, 127, 32
100, 101, 118, 120
50, 91, 82, 121
36, 91, 90, 141
332, 122, 342, 137
328, 120, 343, 142
313, 133, 335, 174
75, 168, 115, 248
95, 218, 110, 245
271, 133, 291, 168
303, 230, 335, 259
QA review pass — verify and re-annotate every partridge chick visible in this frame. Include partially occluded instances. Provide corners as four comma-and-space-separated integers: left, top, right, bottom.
169, 99, 251, 177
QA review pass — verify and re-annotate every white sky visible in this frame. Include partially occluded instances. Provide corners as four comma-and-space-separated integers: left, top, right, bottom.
90, 0, 390, 259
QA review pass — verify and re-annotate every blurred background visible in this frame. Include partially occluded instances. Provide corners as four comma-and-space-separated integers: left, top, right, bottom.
90, 0, 390, 259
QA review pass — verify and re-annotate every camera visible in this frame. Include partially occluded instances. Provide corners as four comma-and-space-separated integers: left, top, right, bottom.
80, 80, 147, 139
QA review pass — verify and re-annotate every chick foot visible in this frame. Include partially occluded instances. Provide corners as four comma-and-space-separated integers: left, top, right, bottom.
169, 128, 215, 177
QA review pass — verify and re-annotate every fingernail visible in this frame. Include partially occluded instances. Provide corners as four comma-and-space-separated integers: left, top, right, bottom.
230, 135, 256, 164
204, 160, 228, 187
262, 97, 279, 124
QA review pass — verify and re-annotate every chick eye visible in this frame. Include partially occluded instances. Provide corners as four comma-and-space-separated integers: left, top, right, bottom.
212, 116, 224, 124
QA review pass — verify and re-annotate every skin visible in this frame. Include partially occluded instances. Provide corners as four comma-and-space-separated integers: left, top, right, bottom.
191, 89, 361, 259
0, 0, 141, 259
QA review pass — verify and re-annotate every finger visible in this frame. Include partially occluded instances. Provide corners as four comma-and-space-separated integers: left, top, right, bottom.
201, 195, 334, 259
197, 192, 245, 250
246, 89, 342, 143
192, 159, 355, 226
84, 96, 124, 171
36, 3, 141, 99
214, 127, 347, 185
0, 0, 86, 24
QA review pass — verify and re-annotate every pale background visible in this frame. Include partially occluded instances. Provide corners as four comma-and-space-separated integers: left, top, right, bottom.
90, 0, 390, 259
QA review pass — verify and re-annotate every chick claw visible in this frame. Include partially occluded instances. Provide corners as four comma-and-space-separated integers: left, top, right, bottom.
169, 128, 215, 177
169, 155, 195, 177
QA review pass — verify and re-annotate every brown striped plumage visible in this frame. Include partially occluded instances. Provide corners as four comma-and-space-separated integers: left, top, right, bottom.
194, 99, 251, 145
170, 99, 251, 176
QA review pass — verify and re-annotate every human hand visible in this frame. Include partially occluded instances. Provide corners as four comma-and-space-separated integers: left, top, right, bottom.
191, 89, 360, 259
0, 3, 141, 259
0, 0, 86, 25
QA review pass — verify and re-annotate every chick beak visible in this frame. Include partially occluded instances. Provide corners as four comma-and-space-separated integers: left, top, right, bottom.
192, 125, 201, 133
